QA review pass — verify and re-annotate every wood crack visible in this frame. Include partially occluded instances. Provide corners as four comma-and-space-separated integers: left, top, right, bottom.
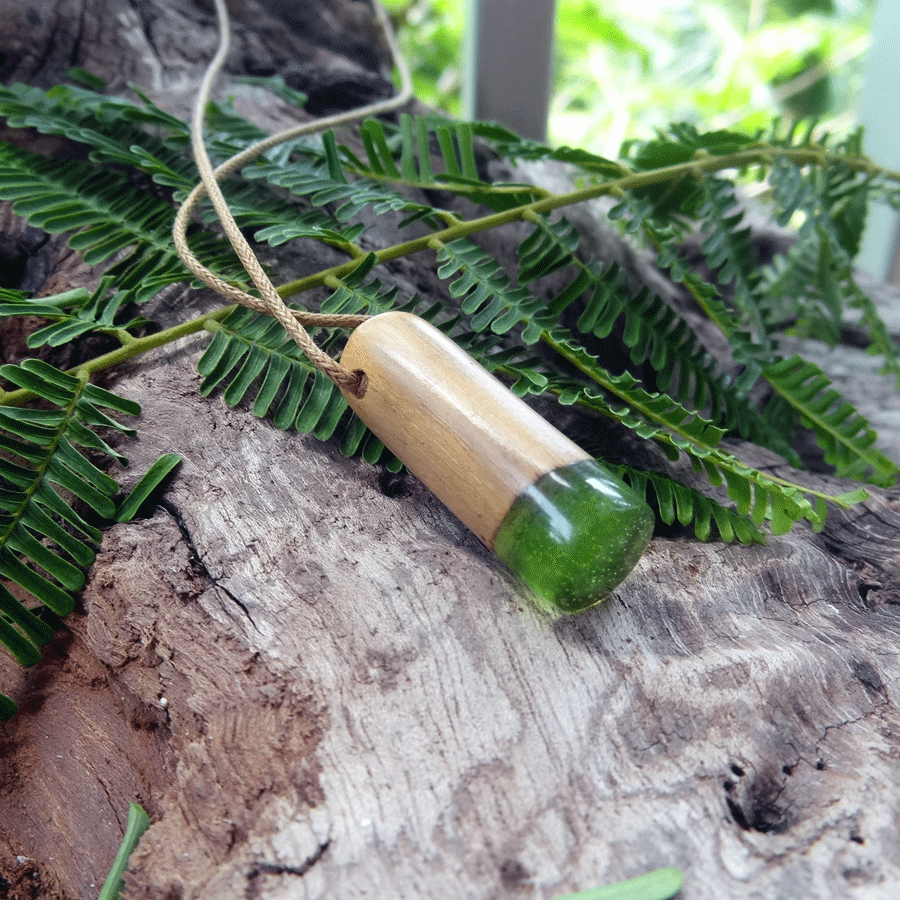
245, 840, 330, 897
158, 498, 259, 630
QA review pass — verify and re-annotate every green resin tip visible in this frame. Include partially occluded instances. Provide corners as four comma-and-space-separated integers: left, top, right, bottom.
493, 459, 654, 613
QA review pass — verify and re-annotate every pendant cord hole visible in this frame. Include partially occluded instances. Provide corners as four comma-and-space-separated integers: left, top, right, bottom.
349, 369, 368, 399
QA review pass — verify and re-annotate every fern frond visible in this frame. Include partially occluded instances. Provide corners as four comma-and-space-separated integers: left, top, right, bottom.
0, 80, 309, 201
202, 98, 270, 154
564, 378, 828, 537
469, 119, 633, 180
818, 159, 871, 261
197, 307, 388, 459
544, 329, 728, 448
768, 155, 817, 227
245, 130, 437, 227
326, 116, 546, 214
618, 124, 759, 220
761, 161, 900, 387
431, 238, 551, 338
0, 82, 336, 295
0, 278, 149, 348
608, 191, 768, 379
203, 175, 367, 250
846, 281, 900, 388
615, 465, 766, 545
696, 177, 770, 346
537, 332, 865, 535
319, 256, 410, 318
764, 355, 899, 486
516, 211, 787, 455
517, 214, 581, 284
760, 175, 848, 345
0, 82, 193, 188
356, 115, 480, 182
0, 360, 151, 716
517, 212, 801, 462
0, 287, 90, 318
115, 453, 182, 523
0, 143, 243, 302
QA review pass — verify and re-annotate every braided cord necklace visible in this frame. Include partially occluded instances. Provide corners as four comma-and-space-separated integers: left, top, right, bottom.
172, 0, 412, 395
173, 0, 654, 612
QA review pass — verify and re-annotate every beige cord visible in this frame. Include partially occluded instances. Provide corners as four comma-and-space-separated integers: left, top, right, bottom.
172, 0, 413, 394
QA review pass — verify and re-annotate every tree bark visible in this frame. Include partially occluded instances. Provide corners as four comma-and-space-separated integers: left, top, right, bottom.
1, 3, 899, 900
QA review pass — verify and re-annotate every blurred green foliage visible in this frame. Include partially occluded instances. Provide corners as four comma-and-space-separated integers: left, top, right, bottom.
384, 0, 874, 154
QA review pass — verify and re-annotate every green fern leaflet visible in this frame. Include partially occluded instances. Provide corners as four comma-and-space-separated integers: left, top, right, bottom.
0, 358, 179, 718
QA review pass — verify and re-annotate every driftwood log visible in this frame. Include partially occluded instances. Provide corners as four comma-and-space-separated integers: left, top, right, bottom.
1, 3, 899, 899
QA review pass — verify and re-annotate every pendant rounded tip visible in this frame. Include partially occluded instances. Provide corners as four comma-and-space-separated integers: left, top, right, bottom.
493, 459, 654, 613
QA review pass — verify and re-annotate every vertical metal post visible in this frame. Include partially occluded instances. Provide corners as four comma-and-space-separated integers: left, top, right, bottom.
462, 0, 557, 141
856, 0, 900, 283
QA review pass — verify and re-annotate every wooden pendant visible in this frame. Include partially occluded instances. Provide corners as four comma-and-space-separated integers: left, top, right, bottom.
339, 312, 653, 612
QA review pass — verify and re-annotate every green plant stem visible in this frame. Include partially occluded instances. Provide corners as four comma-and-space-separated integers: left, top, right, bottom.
0, 306, 237, 407
278, 144, 888, 299
108, 328, 139, 346
540, 331, 864, 507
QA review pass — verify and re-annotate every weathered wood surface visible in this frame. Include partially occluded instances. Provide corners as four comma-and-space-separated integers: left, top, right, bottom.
1, 3, 900, 900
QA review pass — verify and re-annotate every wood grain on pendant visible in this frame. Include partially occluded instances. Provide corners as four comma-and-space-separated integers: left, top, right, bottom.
339, 312, 589, 548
